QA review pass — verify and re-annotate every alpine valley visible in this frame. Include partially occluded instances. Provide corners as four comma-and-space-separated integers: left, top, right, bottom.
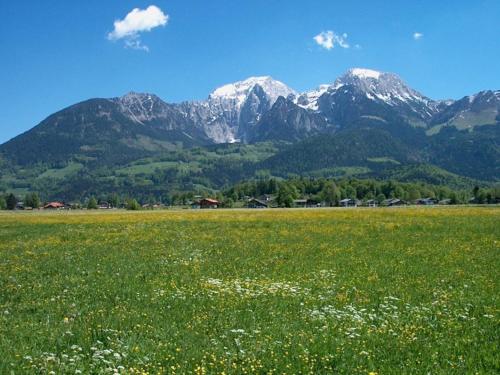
1, 68, 499, 200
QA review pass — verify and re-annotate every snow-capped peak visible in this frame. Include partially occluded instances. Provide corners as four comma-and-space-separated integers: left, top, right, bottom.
294, 69, 384, 111
336, 68, 434, 107
294, 68, 438, 118
209, 76, 296, 108
349, 68, 381, 80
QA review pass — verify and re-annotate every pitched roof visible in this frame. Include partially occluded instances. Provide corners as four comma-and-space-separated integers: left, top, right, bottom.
200, 198, 219, 204
44, 202, 64, 208
340, 198, 356, 203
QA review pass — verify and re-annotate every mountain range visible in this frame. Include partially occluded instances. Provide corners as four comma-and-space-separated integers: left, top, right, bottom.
0, 68, 498, 199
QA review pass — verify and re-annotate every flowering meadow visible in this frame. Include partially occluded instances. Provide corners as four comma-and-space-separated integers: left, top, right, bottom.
0, 207, 498, 374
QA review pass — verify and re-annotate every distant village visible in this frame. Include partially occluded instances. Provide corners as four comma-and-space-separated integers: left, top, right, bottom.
2, 176, 499, 211
2, 193, 497, 212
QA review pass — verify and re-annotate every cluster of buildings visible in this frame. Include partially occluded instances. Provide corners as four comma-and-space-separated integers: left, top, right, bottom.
197, 196, 447, 209
9, 196, 466, 211
251, 196, 458, 208
13, 201, 68, 210
15, 201, 113, 210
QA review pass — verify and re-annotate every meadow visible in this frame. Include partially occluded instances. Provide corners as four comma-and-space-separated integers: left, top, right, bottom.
0, 207, 498, 374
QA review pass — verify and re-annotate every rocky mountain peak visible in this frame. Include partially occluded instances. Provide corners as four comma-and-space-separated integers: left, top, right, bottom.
337, 68, 410, 94
333, 68, 436, 114
208, 76, 297, 108
118, 91, 160, 103
114, 92, 169, 124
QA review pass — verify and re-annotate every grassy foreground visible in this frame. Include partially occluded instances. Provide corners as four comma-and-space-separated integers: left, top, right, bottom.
0, 207, 498, 374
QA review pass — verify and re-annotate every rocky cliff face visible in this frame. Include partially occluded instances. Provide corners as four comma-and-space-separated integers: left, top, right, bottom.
182, 76, 297, 143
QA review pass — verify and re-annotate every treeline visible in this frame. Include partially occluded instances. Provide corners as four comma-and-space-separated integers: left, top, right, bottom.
173, 177, 500, 208
1, 177, 499, 210
223, 177, 500, 207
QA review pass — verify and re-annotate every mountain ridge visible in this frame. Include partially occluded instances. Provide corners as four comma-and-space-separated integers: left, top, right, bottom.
4, 68, 497, 146
0, 68, 498, 200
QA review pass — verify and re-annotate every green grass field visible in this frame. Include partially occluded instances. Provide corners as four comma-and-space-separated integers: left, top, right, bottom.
0, 207, 498, 374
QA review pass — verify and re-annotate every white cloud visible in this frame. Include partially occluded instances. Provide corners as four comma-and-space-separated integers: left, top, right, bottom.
313, 31, 350, 50
413, 32, 424, 40
108, 5, 168, 51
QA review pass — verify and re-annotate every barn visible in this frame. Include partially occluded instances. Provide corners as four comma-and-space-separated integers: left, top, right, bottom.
199, 198, 219, 209
43, 202, 65, 210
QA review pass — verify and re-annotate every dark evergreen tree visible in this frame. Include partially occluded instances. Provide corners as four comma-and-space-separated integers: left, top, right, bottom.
6, 193, 17, 210
108, 193, 120, 208
24, 192, 40, 209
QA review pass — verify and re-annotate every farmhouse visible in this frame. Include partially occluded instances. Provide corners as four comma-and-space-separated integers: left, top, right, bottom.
142, 203, 163, 209
44, 202, 65, 210
363, 199, 378, 207
383, 198, 405, 207
259, 194, 275, 203
98, 201, 111, 209
247, 198, 268, 208
416, 197, 437, 205
339, 198, 359, 207
199, 198, 219, 209
306, 198, 323, 208
439, 199, 452, 205
293, 199, 308, 208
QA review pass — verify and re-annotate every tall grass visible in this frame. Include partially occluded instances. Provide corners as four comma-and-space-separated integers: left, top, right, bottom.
0, 207, 498, 374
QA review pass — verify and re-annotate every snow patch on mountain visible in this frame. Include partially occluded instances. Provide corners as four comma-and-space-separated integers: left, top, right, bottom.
295, 83, 345, 110
350, 68, 381, 80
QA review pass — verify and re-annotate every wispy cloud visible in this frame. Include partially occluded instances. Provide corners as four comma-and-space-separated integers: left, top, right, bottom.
313, 31, 350, 50
413, 32, 424, 41
108, 5, 169, 51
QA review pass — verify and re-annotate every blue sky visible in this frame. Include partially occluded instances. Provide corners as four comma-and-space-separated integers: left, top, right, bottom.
1, 0, 499, 143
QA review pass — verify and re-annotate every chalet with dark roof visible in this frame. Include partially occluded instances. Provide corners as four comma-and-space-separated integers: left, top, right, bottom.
199, 198, 219, 209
